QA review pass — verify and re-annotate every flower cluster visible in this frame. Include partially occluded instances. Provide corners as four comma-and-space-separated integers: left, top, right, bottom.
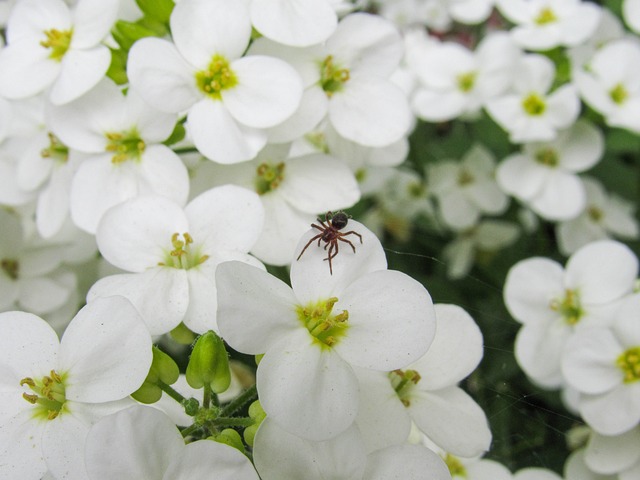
0, 0, 639, 478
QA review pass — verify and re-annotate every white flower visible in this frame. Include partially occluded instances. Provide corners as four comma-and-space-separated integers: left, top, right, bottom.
411, 32, 520, 122
442, 220, 520, 280
250, 13, 411, 148
513, 468, 562, 480
127, 0, 303, 164
0, 0, 118, 104
574, 39, 640, 134
485, 54, 580, 143
429, 144, 509, 229
556, 177, 639, 256
496, 0, 601, 51
190, 143, 360, 266
250, 0, 338, 47
504, 240, 638, 388
85, 405, 260, 480
623, 0, 640, 33
0, 296, 152, 480
356, 304, 491, 457
216, 221, 436, 440
47, 78, 189, 234
562, 293, 640, 436
89, 185, 265, 335
254, 418, 451, 480
496, 120, 604, 221
0, 208, 75, 315
579, 426, 640, 478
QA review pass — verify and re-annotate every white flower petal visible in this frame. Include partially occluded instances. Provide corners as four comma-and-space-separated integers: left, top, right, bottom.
166, 440, 259, 480
250, 195, 314, 266
127, 38, 201, 113
223, 55, 303, 129
335, 270, 435, 371
0, 42, 60, 99
564, 240, 638, 304
364, 444, 450, 480
291, 219, 387, 303
278, 154, 360, 213
329, 78, 411, 148
96, 195, 188, 271
59, 296, 152, 403
187, 99, 266, 164
50, 46, 111, 105
410, 386, 492, 457
41, 412, 89, 480
410, 304, 483, 389
586, 428, 640, 475
0, 311, 59, 384
266, 86, 328, 143
170, 0, 251, 67
71, 0, 119, 49
254, 419, 366, 480
182, 262, 219, 334
216, 261, 298, 354
87, 269, 189, 336
515, 322, 569, 388
529, 170, 586, 221
251, 0, 337, 47
326, 13, 402, 78
257, 330, 359, 441
354, 368, 411, 453
504, 257, 564, 325
7, 0, 71, 43
580, 385, 640, 436
186, 185, 264, 254
85, 405, 184, 480
562, 328, 623, 394
18, 277, 70, 314
0, 409, 48, 480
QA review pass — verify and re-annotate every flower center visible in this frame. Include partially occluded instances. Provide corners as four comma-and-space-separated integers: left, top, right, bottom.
587, 206, 603, 222
159, 233, 209, 270
1, 258, 19, 280
41, 132, 69, 164
105, 129, 146, 164
304, 131, 329, 153
320, 55, 350, 97
457, 71, 476, 93
534, 7, 557, 25
522, 93, 546, 116
609, 83, 629, 105
255, 162, 285, 195
389, 368, 421, 407
534, 148, 559, 167
297, 297, 349, 348
550, 289, 583, 325
40, 28, 73, 61
195, 54, 238, 100
616, 347, 640, 383
444, 453, 467, 477
408, 181, 425, 198
21, 370, 67, 420
457, 168, 475, 186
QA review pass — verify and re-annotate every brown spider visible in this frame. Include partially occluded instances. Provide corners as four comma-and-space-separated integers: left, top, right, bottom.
296, 211, 363, 275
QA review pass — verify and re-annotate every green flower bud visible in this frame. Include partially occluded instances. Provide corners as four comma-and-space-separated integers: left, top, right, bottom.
186, 331, 231, 393
183, 397, 200, 417
170, 322, 197, 344
212, 429, 245, 453
131, 346, 180, 404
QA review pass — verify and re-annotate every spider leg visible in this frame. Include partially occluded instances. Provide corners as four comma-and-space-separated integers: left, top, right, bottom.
311, 223, 325, 232
297, 233, 324, 261
342, 231, 363, 244
337, 236, 356, 253
325, 240, 338, 275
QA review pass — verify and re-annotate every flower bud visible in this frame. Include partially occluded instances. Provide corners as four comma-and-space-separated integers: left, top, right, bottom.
186, 331, 231, 393
131, 346, 180, 404
212, 429, 245, 453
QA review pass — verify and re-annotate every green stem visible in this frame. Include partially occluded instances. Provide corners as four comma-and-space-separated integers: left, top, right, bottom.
180, 424, 199, 438
203, 384, 212, 409
158, 380, 187, 404
212, 416, 254, 428
172, 146, 199, 154
220, 384, 258, 417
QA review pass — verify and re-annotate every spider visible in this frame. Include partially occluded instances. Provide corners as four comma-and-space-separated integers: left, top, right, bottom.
296, 211, 363, 275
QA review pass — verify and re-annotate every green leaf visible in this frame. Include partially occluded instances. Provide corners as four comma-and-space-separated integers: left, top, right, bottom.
135, 0, 175, 24
106, 48, 129, 85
